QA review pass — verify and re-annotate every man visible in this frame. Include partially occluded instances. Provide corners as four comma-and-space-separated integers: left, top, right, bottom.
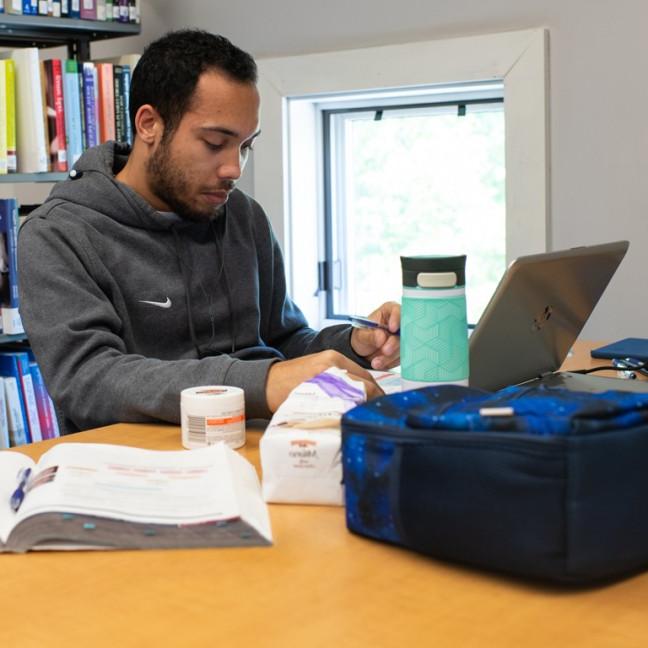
18, 30, 400, 435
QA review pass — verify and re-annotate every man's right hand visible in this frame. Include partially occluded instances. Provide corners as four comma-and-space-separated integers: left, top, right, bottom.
265, 350, 384, 413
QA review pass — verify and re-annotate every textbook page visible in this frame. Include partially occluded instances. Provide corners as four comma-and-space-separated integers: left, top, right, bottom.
0, 443, 271, 550
0, 451, 34, 544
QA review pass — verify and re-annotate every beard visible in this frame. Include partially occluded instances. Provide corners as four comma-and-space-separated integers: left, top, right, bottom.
146, 139, 231, 222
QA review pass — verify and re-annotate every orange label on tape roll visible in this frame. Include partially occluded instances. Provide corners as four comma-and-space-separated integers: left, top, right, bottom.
205, 413, 245, 426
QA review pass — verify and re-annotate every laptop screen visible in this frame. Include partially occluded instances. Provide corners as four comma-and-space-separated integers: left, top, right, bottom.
468, 241, 629, 391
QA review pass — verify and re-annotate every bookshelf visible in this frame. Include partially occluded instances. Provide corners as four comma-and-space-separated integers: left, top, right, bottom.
0, 15, 142, 341
1, 13, 141, 182
0, 13, 141, 60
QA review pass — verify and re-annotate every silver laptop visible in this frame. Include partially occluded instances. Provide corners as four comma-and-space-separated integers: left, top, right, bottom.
468, 240, 647, 392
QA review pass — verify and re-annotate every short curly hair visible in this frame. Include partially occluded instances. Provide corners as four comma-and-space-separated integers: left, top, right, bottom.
129, 29, 257, 139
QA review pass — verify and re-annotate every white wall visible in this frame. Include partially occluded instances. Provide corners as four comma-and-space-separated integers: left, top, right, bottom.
146, 1, 648, 338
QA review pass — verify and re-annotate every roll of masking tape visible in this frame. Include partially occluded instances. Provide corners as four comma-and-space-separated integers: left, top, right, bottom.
180, 386, 245, 450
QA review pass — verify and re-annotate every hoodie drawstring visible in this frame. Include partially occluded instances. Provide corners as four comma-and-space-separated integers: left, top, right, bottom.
171, 207, 237, 359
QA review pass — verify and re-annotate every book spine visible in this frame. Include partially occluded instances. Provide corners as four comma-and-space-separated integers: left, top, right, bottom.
5, 59, 17, 173
121, 64, 132, 146
97, 63, 115, 143
77, 61, 87, 153
40, 60, 51, 171
52, 0, 61, 16
48, 396, 60, 438
95, 0, 104, 20
0, 199, 9, 320
52, 59, 68, 172
69, 0, 79, 18
37, 0, 47, 15
44, 60, 67, 173
113, 65, 124, 143
63, 60, 84, 167
3, 375, 29, 446
0, 198, 23, 335
0, 378, 9, 450
117, 0, 127, 22
0, 355, 31, 444
11, 48, 48, 173
22, 0, 37, 14
61, 0, 68, 16
0, 62, 7, 175
82, 62, 98, 148
80, 0, 95, 20
8, 0, 22, 15
16, 355, 42, 443
29, 361, 55, 440
0, 198, 19, 305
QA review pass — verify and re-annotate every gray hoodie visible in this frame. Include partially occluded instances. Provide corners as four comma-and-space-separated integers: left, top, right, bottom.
18, 142, 361, 434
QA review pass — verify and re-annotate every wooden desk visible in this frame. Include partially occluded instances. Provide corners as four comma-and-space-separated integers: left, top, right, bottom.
2, 341, 648, 648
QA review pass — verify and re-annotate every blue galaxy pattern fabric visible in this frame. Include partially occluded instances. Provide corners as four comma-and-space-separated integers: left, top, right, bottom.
405, 384, 648, 435
343, 434, 400, 543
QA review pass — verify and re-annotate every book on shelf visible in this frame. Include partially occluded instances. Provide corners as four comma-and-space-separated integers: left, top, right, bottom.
39, 60, 52, 171
22, 0, 37, 15
117, 0, 127, 23
0, 49, 48, 174
0, 198, 23, 335
63, 60, 84, 168
27, 359, 59, 440
81, 62, 99, 149
0, 381, 9, 450
43, 59, 68, 173
96, 62, 116, 143
5, 59, 17, 173
3, 375, 28, 446
0, 356, 30, 445
0, 59, 16, 174
69, 0, 80, 19
7, 1, 22, 15
80, 0, 95, 20
0, 443, 273, 553
0, 61, 7, 175
113, 65, 126, 144
0, 351, 42, 443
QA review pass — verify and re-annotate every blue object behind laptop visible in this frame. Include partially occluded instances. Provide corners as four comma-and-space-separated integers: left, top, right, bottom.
591, 338, 648, 363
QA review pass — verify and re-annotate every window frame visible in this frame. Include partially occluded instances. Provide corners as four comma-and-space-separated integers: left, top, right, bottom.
254, 29, 549, 328
321, 95, 505, 322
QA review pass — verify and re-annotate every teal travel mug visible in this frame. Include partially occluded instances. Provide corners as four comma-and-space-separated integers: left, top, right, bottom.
400, 255, 468, 389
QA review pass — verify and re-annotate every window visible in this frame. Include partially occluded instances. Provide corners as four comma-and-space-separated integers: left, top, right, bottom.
254, 29, 549, 329
320, 84, 505, 324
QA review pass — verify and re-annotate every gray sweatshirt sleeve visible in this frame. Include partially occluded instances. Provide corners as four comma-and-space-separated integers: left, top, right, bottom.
18, 217, 277, 433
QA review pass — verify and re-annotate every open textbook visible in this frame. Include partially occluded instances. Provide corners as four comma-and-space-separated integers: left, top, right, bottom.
0, 443, 272, 553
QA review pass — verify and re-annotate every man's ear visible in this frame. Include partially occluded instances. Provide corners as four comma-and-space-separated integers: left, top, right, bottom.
134, 104, 164, 145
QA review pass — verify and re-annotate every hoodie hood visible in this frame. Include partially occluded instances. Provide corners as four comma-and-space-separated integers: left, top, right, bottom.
48, 141, 182, 231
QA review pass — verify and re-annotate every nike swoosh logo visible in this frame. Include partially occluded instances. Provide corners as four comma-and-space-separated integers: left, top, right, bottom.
139, 297, 172, 309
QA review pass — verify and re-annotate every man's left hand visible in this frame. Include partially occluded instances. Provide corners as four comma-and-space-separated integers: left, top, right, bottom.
350, 301, 401, 370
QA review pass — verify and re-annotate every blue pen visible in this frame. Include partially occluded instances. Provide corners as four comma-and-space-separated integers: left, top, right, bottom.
348, 315, 400, 336
10, 467, 32, 512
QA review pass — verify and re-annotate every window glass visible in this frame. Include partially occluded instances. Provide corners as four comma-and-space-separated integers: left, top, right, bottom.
324, 98, 505, 325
